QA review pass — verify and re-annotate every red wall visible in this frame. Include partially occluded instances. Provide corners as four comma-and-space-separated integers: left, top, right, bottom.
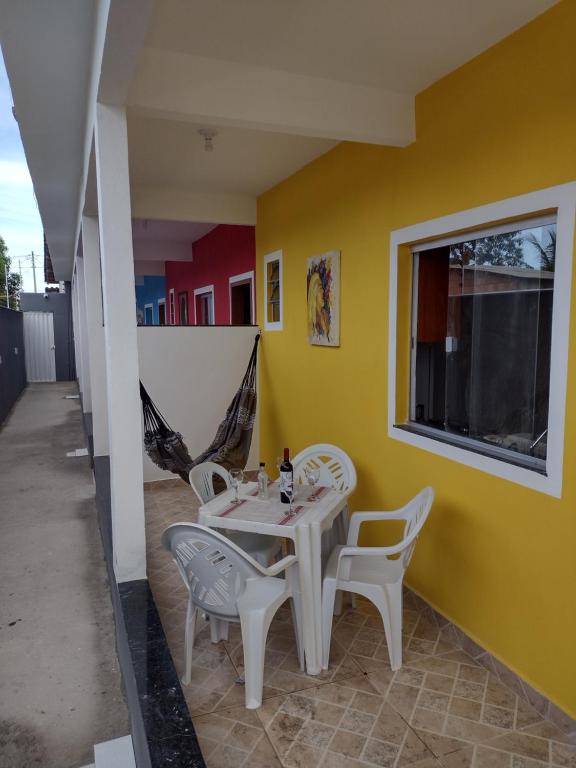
165, 225, 256, 325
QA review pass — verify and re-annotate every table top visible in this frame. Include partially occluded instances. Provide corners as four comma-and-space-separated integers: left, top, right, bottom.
198, 480, 347, 536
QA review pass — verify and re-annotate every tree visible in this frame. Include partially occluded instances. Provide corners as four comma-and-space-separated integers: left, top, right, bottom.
450, 231, 526, 268
0, 234, 22, 309
523, 227, 556, 271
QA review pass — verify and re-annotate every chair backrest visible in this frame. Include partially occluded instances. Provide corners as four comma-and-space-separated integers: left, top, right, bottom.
292, 443, 357, 495
398, 486, 434, 569
161, 523, 261, 619
189, 461, 231, 504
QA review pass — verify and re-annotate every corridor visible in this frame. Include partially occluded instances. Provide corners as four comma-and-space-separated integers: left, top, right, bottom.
0, 383, 128, 768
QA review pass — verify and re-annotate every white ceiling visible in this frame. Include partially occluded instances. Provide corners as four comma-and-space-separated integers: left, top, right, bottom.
0, 0, 560, 280
145, 0, 559, 93
132, 218, 216, 242
128, 114, 337, 196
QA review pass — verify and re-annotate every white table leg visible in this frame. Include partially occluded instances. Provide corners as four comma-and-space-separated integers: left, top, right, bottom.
294, 523, 321, 675
310, 521, 325, 671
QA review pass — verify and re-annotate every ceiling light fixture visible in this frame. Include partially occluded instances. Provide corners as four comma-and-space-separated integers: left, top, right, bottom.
198, 128, 217, 152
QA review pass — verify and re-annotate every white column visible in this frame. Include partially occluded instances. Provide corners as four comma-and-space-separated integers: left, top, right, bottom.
71, 269, 83, 392
75, 254, 92, 414
81, 215, 109, 457
95, 103, 146, 582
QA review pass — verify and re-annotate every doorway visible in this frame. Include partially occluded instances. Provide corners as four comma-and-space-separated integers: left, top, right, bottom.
23, 311, 56, 382
158, 299, 166, 326
178, 291, 189, 325
194, 285, 215, 325
229, 272, 254, 325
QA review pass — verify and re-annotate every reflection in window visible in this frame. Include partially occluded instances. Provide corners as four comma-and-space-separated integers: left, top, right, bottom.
412, 220, 555, 464
267, 258, 281, 323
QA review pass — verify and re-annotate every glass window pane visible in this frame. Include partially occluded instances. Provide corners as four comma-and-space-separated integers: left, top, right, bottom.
413, 222, 555, 463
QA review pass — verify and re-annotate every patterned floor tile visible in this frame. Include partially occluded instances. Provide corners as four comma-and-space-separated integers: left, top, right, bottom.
144, 481, 574, 768
256, 675, 438, 768
193, 704, 283, 767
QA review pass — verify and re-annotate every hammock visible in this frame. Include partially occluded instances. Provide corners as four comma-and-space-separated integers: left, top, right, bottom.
140, 334, 260, 482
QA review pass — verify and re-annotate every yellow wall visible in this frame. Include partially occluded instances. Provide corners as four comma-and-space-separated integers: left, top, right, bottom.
257, 0, 576, 717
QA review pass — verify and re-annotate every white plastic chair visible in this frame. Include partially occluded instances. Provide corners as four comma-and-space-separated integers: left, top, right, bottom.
189, 461, 282, 567
162, 522, 303, 709
321, 487, 434, 671
292, 444, 357, 495
293, 444, 357, 613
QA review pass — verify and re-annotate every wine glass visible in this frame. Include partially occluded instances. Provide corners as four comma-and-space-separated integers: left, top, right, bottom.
275, 456, 283, 479
230, 468, 244, 502
305, 466, 320, 498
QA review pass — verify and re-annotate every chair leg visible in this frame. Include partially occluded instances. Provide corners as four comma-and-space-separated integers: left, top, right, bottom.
182, 599, 197, 685
209, 617, 229, 643
384, 582, 403, 671
321, 579, 338, 670
334, 589, 343, 616
286, 564, 304, 671
240, 609, 271, 709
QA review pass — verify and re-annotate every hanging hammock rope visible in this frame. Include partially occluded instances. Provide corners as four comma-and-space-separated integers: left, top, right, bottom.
140, 333, 260, 482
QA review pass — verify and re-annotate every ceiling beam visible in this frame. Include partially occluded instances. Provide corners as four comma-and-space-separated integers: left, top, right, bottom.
131, 185, 256, 226
98, 0, 155, 106
129, 49, 415, 147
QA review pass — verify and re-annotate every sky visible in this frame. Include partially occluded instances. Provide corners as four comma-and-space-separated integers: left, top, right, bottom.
0, 48, 45, 292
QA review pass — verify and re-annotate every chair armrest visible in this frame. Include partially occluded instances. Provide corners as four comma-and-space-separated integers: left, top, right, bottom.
252, 554, 298, 577
338, 544, 406, 560
347, 511, 408, 545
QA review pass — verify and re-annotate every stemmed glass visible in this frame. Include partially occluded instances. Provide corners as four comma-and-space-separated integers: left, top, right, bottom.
304, 466, 321, 499
230, 468, 244, 503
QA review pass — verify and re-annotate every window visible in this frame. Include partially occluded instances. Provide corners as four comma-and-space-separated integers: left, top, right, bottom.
144, 304, 154, 325
169, 288, 175, 325
178, 291, 189, 325
194, 285, 215, 325
411, 217, 555, 469
388, 183, 576, 497
264, 250, 283, 330
229, 271, 254, 325
158, 299, 166, 326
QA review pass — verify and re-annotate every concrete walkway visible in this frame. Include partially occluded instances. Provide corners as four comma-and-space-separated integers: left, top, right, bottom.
0, 383, 129, 768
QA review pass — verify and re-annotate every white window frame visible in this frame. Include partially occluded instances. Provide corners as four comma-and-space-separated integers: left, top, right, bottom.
229, 270, 255, 325
388, 182, 576, 498
168, 288, 175, 325
263, 250, 283, 331
193, 284, 215, 325
143, 303, 154, 325
157, 298, 166, 326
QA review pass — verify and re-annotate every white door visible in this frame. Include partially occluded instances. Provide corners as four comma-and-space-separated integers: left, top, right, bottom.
23, 311, 57, 382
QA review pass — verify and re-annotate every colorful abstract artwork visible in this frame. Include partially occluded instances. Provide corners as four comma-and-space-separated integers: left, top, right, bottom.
307, 250, 340, 346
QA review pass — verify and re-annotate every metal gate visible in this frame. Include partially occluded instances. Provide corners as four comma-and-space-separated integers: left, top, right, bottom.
23, 311, 56, 382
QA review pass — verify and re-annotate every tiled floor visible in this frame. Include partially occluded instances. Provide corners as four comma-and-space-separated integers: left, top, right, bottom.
144, 480, 576, 768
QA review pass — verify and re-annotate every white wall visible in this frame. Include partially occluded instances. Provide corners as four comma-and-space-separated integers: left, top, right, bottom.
137, 325, 260, 482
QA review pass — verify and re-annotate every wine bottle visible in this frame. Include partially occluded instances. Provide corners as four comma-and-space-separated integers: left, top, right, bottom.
279, 448, 293, 504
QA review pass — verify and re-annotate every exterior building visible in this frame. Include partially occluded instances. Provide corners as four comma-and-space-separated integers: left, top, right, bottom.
165, 224, 256, 325
1, 1, 575, 765
135, 275, 166, 325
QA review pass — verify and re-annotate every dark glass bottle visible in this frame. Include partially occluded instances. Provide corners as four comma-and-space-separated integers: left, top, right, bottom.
279, 447, 294, 504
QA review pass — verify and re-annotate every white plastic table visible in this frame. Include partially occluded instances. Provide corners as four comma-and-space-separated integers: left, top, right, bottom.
198, 480, 349, 675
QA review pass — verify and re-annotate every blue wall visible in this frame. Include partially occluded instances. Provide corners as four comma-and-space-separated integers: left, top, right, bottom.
135, 276, 166, 325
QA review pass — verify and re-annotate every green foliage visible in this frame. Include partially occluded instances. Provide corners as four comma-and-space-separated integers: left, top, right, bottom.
450, 231, 526, 268
0, 234, 22, 309
523, 227, 556, 271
